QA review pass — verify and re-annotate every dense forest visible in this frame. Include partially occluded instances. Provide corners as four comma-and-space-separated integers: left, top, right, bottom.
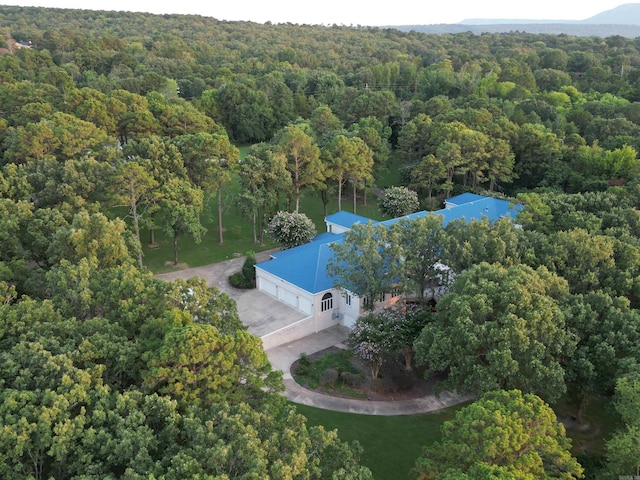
2, 5, 640, 479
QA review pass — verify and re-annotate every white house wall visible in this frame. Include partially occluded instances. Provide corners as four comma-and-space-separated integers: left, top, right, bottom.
325, 222, 350, 234
338, 291, 361, 329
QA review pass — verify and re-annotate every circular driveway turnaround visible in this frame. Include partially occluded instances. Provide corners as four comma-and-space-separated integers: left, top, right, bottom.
265, 326, 474, 416
155, 254, 473, 415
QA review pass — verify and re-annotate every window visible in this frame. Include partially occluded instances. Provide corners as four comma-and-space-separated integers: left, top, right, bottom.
321, 292, 333, 312
345, 294, 352, 306
362, 296, 371, 309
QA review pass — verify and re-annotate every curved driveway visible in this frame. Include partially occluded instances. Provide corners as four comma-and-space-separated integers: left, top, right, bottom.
156, 253, 472, 415
266, 326, 473, 415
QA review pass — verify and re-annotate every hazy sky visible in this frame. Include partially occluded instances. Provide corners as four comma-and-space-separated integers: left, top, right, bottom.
0, 0, 628, 26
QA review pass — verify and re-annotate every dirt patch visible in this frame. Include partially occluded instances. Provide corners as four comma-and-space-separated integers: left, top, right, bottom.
292, 346, 445, 401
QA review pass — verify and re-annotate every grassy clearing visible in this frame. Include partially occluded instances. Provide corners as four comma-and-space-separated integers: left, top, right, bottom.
296, 392, 618, 480
141, 176, 393, 274
553, 394, 620, 456
138, 146, 401, 273
295, 403, 463, 480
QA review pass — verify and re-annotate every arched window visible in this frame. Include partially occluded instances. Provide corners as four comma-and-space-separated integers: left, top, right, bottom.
321, 292, 333, 312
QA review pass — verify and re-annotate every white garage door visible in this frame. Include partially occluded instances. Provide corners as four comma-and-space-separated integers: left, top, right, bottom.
260, 278, 277, 297
279, 288, 298, 309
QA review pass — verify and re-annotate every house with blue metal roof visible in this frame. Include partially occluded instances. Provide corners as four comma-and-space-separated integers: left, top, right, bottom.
325, 211, 372, 234
255, 194, 521, 335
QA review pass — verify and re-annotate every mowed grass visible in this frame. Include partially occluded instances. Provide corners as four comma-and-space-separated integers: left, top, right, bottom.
140, 161, 394, 273
553, 394, 621, 456
137, 145, 404, 273
295, 392, 619, 480
295, 403, 465, 480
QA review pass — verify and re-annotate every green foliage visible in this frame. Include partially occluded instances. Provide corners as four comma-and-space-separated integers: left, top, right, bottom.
442, 217, 521, 273
605, 374, 640, 478
276, 123, 324, 212
155, 177, 206, 265
242, 250, 257, 282
0, 266, 372, 478
563, 292, 640, 397
142, 323, 282, 409
267, 210, 317, 249
2, 6, 640, 478
392, 215, 446, 299
229, 270, 254, 289
378, 185, 420, 218
413, 390, 584, 480
327, 222, 402, 310
293, 349, 363, 393
416, 262, 573, 402
229, 250, 257, 289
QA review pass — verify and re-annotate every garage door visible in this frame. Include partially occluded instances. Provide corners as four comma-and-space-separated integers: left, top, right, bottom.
279, 288, 298, 309
260, 277, 277, 297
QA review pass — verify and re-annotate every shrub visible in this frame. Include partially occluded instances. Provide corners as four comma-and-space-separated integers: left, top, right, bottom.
320, 368, 339, 386
296, 353, 311, 376
340, 371, 363, 388
378, 186, 419, 218
242, 251, 256, 283
267, 211, 317, 249
229, 271, 253, 289
229, 251, 257, 289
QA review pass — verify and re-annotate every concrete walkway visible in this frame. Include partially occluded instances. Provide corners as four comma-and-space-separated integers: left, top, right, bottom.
266, 326, 473, 415
155, 254, 473, 416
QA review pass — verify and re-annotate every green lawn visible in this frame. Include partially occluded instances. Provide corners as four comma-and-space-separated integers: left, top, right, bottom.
140, 183, 389, 273
295, 392, 619, 480
553, 394, 621, 457
295, 403, 465, 480
137, 146, 402, 273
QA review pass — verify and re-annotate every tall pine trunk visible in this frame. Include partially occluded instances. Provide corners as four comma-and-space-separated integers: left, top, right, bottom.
218, 187, 224, 244
172, 226, 179, 266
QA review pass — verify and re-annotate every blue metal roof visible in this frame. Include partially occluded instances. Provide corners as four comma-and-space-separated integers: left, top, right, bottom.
379, 197, 521, 228
256, 196, 522, 294
256, 234, 342, 294
325, 211, 372, 229
445, 192, 486, 206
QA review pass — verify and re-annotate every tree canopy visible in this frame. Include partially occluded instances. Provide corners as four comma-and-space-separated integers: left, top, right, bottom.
413, 390, 584, 480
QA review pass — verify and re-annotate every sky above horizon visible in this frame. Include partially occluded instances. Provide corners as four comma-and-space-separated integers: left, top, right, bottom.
0, 1, 629, 26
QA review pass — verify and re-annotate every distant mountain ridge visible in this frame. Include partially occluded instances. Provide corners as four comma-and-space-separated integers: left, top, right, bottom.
584, 3, 640, 25
390, 4, 640, 37
460, 3, 640, 25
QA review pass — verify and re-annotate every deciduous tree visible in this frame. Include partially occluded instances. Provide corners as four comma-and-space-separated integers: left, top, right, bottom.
392, 215, 445, 300
415, 262, 573, 402
413, 390, 583, 480
327, 222, 402, 311
276, 124, 324, 212
142, 323, 282, 408
171, 132, 239, 244
156, 178, 205, 266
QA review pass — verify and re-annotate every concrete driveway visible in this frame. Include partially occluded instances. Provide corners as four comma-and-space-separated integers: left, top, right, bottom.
155, 252, 472, 415
154, 250, 307, 339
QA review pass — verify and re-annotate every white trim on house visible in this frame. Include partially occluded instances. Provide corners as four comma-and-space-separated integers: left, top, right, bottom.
255, 194, 522, 335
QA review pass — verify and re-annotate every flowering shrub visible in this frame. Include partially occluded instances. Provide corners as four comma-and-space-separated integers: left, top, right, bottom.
349, 307, 431, 377
378, 186, 419, 218
349, 311, 397, 379
267, 211, 317, 249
